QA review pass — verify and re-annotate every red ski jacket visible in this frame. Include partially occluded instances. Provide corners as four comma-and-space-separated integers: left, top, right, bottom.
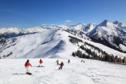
25, 61, 32, 68
39, 59, 43, 64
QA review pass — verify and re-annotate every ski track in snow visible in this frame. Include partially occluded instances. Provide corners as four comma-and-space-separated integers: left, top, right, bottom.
0, 58, 126, 84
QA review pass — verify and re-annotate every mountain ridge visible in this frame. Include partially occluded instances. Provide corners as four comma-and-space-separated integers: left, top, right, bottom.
0, 20, 126, 59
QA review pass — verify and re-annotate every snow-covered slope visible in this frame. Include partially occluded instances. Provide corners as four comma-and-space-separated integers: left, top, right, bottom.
0, 58, 126, 84
0, 28, 78, 58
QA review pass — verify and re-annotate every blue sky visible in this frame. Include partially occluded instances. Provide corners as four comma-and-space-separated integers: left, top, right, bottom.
0, 0, 126, 28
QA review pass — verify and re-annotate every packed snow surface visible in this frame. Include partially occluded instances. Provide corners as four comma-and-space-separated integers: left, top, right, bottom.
0, 58, 126, 84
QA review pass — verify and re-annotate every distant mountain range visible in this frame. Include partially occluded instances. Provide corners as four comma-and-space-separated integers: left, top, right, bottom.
0, 20, 126, 59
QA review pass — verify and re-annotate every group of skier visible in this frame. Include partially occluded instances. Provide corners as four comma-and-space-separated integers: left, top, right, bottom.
24, 59, 71, 75
24, 58, 84, 75
56, 59, 71, 70
56, 60, 64, 70
24, 59, 43, 75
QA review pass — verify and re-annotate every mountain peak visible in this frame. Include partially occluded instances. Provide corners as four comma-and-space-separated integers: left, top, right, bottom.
113, 20, 120, 24
98, 19, 112, 26
87, 23, 95, 28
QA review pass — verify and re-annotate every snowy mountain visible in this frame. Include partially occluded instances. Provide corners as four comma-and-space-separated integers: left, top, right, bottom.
0, 20, 126, 60
0, 28, 78, 58
88, 20, 126, 52
62, 20, 126, 52
0, 26, 126, 61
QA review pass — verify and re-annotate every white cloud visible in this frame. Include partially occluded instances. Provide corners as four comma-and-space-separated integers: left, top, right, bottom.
65, 20, 72, 23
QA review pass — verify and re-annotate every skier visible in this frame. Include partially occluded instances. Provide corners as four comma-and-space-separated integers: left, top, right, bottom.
81, 60, 85, 63
58, 61, 64, 70
68, 59, 70, 64
24, 59, 32, 75
56, 59, 59, 65
38, 59, 43, 67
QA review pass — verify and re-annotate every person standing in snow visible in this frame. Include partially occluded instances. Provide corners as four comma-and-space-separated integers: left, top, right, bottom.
56, 59, 59, 65
68, 59, 70, 64
24, 59, 32, 75
59, 61, 64, 70
81, 60, 85, 63
38, 59, 43, 67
